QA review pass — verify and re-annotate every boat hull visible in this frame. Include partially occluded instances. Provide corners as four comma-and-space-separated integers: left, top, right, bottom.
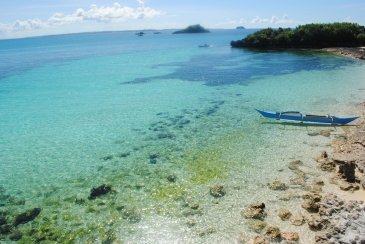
256, 109, 359, 125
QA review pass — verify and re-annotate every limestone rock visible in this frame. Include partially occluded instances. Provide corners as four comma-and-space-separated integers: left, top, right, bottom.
281, 231, 299, 242
268, 180, 288, 191
307, 215, 328, 231
265, 226, 281, 240
246, 219, 267, 233
278, 208, 292, 221
302, 199, 319, 213
241, 202, 266, 219
209, 185, 226, 198
253, 236, 269, 244
290, 214, 305, 226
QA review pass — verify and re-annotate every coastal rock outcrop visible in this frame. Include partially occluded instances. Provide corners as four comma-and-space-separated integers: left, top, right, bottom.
281, 231, 299, 242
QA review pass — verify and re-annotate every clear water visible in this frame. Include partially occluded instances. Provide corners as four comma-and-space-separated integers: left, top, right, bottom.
0, 29, 365, 243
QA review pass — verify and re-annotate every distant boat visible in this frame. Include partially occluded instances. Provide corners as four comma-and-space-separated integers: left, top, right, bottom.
153, 32, 161, 34
198, 44, 211, 48
135, 32, 145, 36
256, 109, 359, 125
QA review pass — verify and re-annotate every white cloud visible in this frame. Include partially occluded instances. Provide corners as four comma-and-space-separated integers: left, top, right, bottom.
251, 15, 293, 25
0, 1, 162, 35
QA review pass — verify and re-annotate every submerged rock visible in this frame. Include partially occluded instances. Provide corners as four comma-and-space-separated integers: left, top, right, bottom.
9, 230, 22, 241
0, 224, 12, 234
241, 202, 266, 219
14, 208, 41, 226
167, 174, 177, 182
290, 214, 305, 226
122, 208, 142, 223
265, 226, 281, 240
253, 236, 269, 244
209, 185, 225, 198
278, 208, 292, 220
268, 180, 288, 191
88, 184, 112, 200
246, 219, 267, 233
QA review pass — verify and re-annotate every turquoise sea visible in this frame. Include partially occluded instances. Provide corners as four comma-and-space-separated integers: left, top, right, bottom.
1, 29, 365, 243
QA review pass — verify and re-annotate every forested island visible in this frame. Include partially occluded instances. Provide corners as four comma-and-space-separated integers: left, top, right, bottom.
231, 22, 365, 48
173, 24, 210, 34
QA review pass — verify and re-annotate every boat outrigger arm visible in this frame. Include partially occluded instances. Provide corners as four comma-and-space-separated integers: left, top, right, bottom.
277, 111, 335, 123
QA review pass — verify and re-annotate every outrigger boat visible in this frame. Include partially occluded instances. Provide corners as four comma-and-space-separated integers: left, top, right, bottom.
256, 109, 359, 125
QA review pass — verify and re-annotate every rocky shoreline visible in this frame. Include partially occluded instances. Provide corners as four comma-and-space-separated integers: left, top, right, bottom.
239, 102, 365, 243
322, 47, 365, 60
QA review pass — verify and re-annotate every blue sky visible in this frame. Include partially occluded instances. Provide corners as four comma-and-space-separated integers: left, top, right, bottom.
1, 0, 365, 39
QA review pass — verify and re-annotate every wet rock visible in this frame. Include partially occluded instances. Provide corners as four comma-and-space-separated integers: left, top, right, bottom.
209, 185, 225, 198
278, 208, 292, 221
278, 192, 302, 201
307, 215, 328, 231
167, 174, 177, 182
302, 199, 319, 213
182, 209, 203, 217
246, 219, 267, 233
308, 132, 320, 136
0, 224, 12, 234
319, 160, 336, 172
241, 202, 266, 219
253, 236, 269, 244
290, 214, 305, 226
338, 181, 359, 191
265, 226, 281, 240
268, 180, 288, 191
289, 177, 306, 186
281, 231, 299, 242
14, 208, 41, 226
88, 184, 112, 200
337, 160, 356, 183
361, 176, 365, 189
9, 230, 22, 241
189, 203, 199, 210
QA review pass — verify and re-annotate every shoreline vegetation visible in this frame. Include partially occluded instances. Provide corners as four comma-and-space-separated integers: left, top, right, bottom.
230, 22, 365, 49
230, 22, 365, 243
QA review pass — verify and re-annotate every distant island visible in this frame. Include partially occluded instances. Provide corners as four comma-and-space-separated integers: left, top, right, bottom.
236, 26, 245, 30
231, 22, 365, 48
173, 24, 210, 34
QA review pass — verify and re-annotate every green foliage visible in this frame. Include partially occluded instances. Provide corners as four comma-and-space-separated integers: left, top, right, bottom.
231, 22, 365, 48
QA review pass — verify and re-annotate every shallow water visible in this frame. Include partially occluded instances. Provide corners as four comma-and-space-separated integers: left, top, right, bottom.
0, 29, 365, 243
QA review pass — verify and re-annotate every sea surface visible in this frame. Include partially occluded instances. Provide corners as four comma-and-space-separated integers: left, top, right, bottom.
0, 29, 365, 243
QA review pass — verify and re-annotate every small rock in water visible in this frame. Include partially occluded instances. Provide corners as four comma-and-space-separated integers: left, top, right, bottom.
290, 214, 305, 226
281, 231, 299, 242
246, 219, 267, 233
209, 185, 226, 198
302, 199, 319, 213
14, 208, 41, 226
88, 184, 112, 200
268, 180, 288, 191
102, 155, 113, 161
307, 215, 327, 231
241, 202, 266, 220
265, 226, 281, 240
122, 208, 142, 223
253, 236, 269, 244
167, 174, 177, 182
278, 208, 292, 220
118, 152, 130, 158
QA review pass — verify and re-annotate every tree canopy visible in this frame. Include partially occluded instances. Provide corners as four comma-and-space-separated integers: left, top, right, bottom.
231, 23, 365, 48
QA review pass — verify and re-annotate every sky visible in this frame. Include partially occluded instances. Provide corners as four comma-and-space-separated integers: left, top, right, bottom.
0, 0, 365, 39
